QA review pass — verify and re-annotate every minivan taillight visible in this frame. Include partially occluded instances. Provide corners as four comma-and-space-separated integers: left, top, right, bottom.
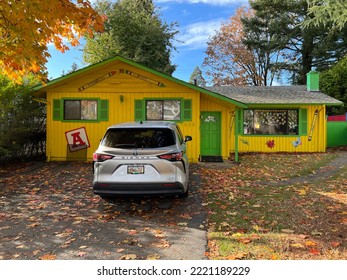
158, 152, 183, 161
93, 153, 114, 162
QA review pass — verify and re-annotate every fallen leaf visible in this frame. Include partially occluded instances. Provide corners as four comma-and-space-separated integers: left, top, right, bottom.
291, 243, 305, 249
152, 240, 171, 248
250, 234, 261, 240
77, 251, 87, 257
146, 253, 160, 260
226, 252, 247, 260
32, 250, 40, 256
180, 213, 192, 219
305, 241, 317, 247
330, 241, 341, 248
281, 229, 295, 234
120, 254, 137, 260
311, 230, 323, 236
308, 248, 320, 255
39, 254, 56, 260
154, 231, 165, 239
27, 222, 40, 228
239, 238, 252, 244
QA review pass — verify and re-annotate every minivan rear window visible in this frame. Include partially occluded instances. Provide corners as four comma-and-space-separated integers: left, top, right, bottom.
101, 128, 176, 148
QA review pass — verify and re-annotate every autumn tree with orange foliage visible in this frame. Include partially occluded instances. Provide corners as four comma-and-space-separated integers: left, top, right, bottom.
203, 7, 281, 86
0, 0, 104, 83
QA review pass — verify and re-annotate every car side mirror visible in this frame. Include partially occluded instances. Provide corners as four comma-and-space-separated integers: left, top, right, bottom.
185, 136, 192, 142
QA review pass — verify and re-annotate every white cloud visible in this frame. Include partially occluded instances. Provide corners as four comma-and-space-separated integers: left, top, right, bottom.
177, 19, 222, 50
156, 0, 247, 5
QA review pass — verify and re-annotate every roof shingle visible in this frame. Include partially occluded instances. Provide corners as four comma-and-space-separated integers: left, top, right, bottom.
205, 85, 343, 106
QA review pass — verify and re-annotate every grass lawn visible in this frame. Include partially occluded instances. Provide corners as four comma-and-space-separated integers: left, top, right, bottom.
198, 152, 347, 260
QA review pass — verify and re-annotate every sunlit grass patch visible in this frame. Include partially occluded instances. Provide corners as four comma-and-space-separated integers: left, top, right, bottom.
200, 152, 346, 260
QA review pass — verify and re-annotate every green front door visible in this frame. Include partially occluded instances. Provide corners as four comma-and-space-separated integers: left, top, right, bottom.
200, 112, 221, 156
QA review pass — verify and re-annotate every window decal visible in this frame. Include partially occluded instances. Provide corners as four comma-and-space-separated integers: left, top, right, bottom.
244, 109, 298, 135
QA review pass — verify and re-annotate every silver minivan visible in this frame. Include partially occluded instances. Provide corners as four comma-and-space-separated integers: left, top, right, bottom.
93, 121, 192, 198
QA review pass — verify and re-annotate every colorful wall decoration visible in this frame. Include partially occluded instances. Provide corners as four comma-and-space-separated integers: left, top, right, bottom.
265, 139, 275, 149
65, 127, 90, 152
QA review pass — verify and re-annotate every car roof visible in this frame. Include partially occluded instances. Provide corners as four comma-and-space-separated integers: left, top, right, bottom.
107, 121, 177, 130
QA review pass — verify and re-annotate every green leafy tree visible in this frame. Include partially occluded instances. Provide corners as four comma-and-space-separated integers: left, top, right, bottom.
320, 56, 347, 115
189, 66, 206, 87
0, 75, 46, 162
83, 0, 178, 74
304, 0, 347, 31
242, 0, 347, 84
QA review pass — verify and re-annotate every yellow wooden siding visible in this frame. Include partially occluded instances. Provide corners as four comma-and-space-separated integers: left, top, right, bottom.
45, 68, 201, 162
47, 62, 192, 94
235, 105, 327, 153
44, 60, 329, 163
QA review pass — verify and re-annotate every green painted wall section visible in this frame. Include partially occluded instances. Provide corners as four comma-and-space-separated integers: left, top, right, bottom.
327, 121, 347, 147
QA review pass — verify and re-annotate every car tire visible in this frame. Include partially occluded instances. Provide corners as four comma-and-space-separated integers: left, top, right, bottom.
178, 188, 189, 198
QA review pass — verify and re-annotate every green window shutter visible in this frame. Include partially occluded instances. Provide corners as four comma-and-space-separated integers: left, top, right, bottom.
53, 99, 61, 121
99, 99, 109, 121
134, 99, 144, 121
236, 110, 243, 135
299, 108, 308, 136
183, 99, 192, 121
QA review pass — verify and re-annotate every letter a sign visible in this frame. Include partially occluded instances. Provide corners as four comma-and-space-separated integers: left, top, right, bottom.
65, 127, 90, 152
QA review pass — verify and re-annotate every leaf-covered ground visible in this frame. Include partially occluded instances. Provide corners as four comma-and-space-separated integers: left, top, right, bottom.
1, 151, 346, 260
0, 162, 206, 260
198, 151, 347, 260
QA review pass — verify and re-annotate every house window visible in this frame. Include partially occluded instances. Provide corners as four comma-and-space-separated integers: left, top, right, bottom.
243, 109, 298, 135
146, 100, 181, 121
64, 100, 98, 120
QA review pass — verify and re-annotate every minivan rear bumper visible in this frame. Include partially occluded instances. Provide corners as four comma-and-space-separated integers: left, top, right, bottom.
93, 182, 186, 196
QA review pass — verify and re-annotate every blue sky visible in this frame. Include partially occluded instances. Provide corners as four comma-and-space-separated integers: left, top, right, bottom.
46, 0, 248, 82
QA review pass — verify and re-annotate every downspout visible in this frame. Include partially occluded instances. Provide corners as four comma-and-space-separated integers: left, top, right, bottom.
234, 108, 239, 162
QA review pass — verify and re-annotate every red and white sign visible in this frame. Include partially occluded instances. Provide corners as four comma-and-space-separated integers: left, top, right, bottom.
65, 127, 90, 152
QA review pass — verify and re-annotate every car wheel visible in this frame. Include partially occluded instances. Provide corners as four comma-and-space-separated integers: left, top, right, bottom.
178, 188, 189, 198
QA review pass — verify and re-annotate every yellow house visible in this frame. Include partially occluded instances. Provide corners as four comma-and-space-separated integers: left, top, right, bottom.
34, 56, 342, 163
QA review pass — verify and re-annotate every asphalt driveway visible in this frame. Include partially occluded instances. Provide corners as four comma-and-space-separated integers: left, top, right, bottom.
0, 162, 207, 260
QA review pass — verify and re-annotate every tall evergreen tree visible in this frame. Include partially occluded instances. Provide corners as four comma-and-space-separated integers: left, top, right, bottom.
320, 56, 347, 115
83, 0, 178, 74
304, 0, 347, 31
242, 0, 347, 84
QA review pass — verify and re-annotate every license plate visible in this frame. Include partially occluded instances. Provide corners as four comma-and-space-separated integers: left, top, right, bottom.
127, 165, 144, 174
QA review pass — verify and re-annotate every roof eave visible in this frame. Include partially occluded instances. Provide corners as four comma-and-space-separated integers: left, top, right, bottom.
247, 102, 344, 107
33, 56, 248, 108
